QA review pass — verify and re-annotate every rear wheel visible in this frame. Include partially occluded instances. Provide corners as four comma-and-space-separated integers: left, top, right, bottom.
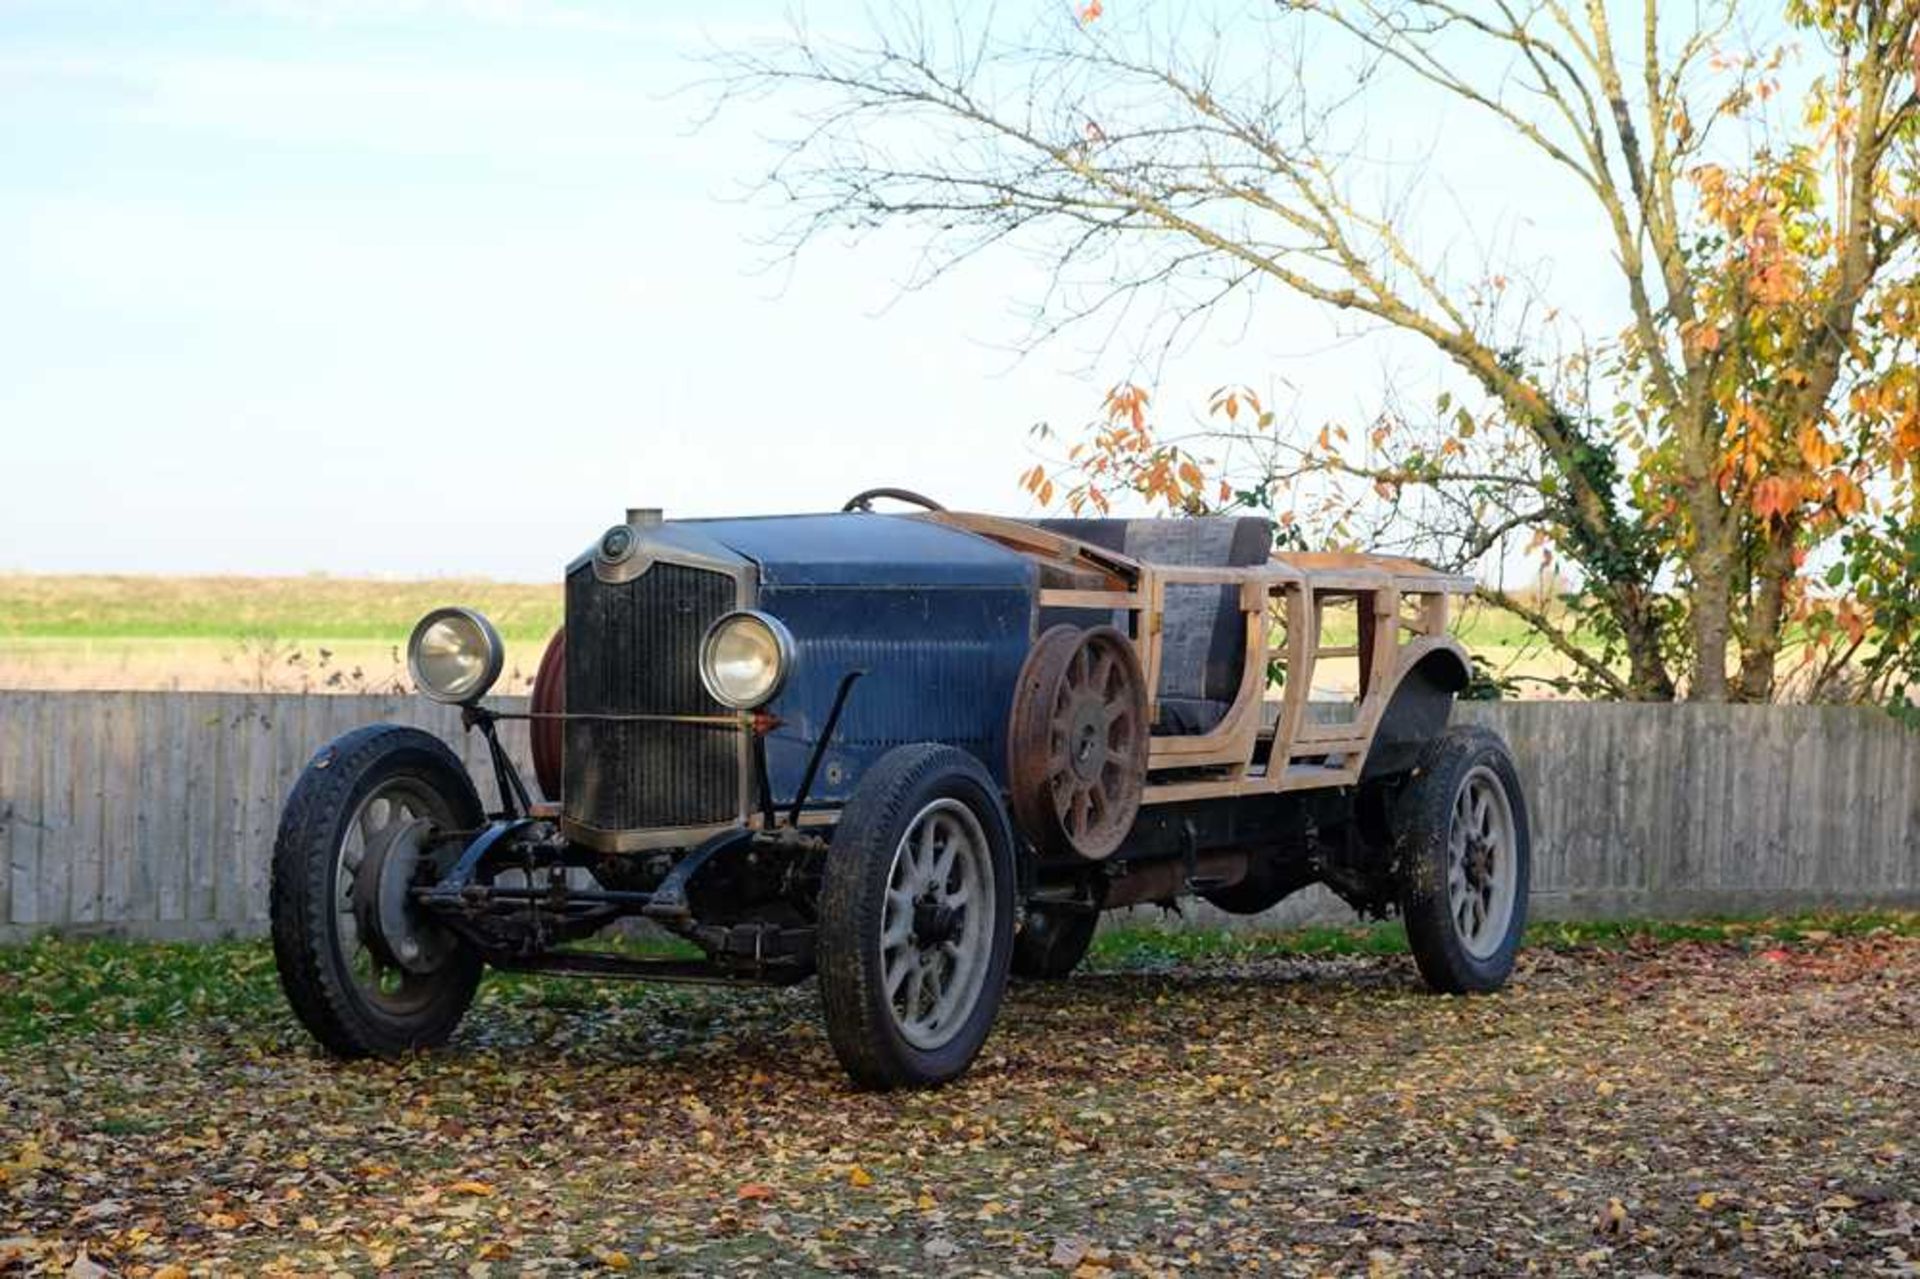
1393, 725, 1530, 993
818, 744, 1015, 1089
1010, 902, 1098, 980
270, 724, 484, 1057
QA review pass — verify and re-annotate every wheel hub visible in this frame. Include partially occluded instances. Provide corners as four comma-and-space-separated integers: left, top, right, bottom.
913, 898, 965, 948
1464, 837, 1494, 889
1065, 692, 1108, 782
352, 817, 456, 975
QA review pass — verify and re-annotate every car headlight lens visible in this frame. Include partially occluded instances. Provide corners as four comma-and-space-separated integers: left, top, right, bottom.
699, 610, 793, 709
408, 607, 505, 705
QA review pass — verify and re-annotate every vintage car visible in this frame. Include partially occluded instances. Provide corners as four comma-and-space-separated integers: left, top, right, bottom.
270, 490, 1530, 1088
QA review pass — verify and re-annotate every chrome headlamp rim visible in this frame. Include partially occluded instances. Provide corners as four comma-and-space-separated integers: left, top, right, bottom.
406, 606, 505, 706
698, 609, 795, 709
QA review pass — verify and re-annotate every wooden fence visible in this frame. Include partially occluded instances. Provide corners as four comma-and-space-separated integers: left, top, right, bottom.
0, 692, 1914, 942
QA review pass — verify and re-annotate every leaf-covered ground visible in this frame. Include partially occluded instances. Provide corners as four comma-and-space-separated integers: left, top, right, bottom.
1, 917, 1915, 1276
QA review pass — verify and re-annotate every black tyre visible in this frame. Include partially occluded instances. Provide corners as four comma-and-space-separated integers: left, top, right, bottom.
270, 724, 485, 1057
1010, 902, 1098, 980
1393, 724, 1530, 993
818, 744, 1016, 1089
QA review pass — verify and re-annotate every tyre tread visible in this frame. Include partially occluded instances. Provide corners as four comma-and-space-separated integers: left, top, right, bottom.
1393, 724, 1531, 994
817, 743, 1014, 1089
270, 724, 483, 1057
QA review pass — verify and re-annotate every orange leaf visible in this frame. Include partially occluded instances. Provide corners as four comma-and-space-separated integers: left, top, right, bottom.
1750, 475, 1795, 522
1829, 472, 1864, 516
1078, 0, 1103, 22
738, 1183, 774, 1201
447, 1180, 495, 1197
1797, 425, 1836, 470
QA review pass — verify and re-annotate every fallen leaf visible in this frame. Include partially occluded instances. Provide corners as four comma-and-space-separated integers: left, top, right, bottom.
67, 1252, 111, 1279
71, 1200, 127, 1223
848, 1165, 874, 1188
1050, 1235, 1090, 1267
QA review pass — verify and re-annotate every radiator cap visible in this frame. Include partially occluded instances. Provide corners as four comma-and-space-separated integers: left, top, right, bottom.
626, 507, 664, 528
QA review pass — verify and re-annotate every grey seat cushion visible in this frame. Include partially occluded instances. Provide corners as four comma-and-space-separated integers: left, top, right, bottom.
1035, 517, 1272, 733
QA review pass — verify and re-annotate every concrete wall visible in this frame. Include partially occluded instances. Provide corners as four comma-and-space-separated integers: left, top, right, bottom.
0, 692, 1914, 943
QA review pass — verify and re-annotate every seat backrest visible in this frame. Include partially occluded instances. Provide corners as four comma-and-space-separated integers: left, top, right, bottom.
1034, 518, 1272, 711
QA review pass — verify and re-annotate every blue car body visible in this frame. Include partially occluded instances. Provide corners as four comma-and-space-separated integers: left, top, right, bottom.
688, 514, 1036, 809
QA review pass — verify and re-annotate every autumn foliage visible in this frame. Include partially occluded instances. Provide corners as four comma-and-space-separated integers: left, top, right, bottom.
724, 0, 1916, 705
1018, 2, 1920, 707
1023, 384, 1236, 516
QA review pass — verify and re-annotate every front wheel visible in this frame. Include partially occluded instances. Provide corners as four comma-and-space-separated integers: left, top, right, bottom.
817, 744, 1016, 1089
270, 724, 485, 1057
1394, 725, 1530, 993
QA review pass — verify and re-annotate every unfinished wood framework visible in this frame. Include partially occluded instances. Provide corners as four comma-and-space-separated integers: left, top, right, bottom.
926, 511, 1477, 805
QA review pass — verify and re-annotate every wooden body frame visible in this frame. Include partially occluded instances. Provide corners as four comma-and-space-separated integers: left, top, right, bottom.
925, 511, 1476, 806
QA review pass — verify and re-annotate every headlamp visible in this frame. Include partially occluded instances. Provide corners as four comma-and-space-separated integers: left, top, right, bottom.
699, 610, 794, 709
407, 607, 505, 705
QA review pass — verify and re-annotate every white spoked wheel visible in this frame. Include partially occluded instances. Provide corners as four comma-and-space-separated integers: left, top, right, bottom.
1396, 725, 1531, 994
818, 743, 1016, 1090
1446, 765, 1519, 961
881, 799, 996, 1050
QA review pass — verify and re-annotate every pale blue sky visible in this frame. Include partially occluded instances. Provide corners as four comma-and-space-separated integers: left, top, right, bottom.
1, 0, 1629, 580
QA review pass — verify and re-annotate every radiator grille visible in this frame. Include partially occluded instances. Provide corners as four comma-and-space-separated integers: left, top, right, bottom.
563, 561, 740, 833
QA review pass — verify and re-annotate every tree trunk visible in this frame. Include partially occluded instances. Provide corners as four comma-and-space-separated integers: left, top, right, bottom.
1736, 527, 1797, 701
1614, 584, 1676, 700
1677, 423, 1735, 701
1686, 538, 1734, 701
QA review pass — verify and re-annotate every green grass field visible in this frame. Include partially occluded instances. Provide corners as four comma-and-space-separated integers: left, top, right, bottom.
0, 573, 560, 642
0, 572, 1577, 693
4, 912, 1911, 1050
0, 575, 564, 692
